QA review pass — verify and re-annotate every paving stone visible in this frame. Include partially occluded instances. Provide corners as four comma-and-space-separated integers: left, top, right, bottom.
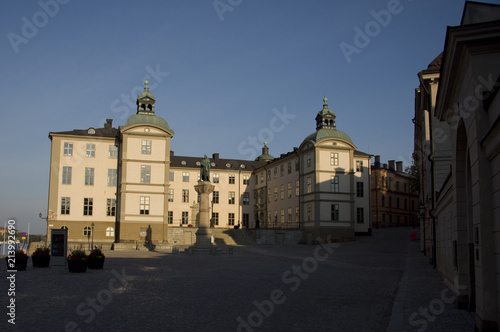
0, 227, 474, 331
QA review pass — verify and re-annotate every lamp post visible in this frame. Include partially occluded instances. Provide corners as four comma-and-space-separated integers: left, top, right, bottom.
39, 212, 48, 245
91, 222, 95, 250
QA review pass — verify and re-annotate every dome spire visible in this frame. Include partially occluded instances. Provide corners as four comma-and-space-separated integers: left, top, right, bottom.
315, 96, 336, 130
137, 79, 155, 114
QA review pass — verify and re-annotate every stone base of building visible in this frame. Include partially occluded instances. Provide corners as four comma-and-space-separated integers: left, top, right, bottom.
304, 228, 355, 244
475, 314, 498, 332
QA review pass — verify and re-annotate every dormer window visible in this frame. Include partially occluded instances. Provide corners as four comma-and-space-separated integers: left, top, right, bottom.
88, 128, 95, 134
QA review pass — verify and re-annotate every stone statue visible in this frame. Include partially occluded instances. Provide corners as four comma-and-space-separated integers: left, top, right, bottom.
200, 154, 210, 182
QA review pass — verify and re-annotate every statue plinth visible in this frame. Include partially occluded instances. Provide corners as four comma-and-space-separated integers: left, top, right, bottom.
190, 181, 215, 251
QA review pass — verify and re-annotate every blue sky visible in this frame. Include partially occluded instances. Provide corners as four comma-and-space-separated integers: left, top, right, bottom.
1, 0, 496, 234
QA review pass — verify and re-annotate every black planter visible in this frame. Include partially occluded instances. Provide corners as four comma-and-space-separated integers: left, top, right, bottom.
32, 255, 50, 268
5, 256, 29, 271
68, 259, 87, 273
87, 256, 105, 269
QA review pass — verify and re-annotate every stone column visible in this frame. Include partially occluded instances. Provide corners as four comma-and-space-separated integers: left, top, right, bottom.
192, 181, 215, 249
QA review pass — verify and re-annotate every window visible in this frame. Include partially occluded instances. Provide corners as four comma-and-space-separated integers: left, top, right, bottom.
295, 159, 299, 171
396, 182, 400, 191
274, 187, 278, 201
281, 209, 285, 223
213, 191, 219, 204
61, 197, 70, 215
85, 168, 94, 186
242, 192, 250, 205
63, 142, 73, 156
397, 198, 400, 209
255, 175, 258, 185
267, 188, 271, 203
243, 175, 249, 185
182, 172, 189, 182
267, 212, 271, 225
228, 213, 235, 226
356, 182, 364, 197
405, 199, 408, 209
389, 197, 392, 208
228, 192, 235, 204
357, 208, 364, 223
213, 174, 219, 183
182, 211, 188, 224
274, 211, 278, 225
296, 180, 300, 196
356, 160, 363, 172
168, 211, 173, 224
141, 165, 151, 184
106, 227, 114, 237
62, 166, 72, 184
182, 190, 189, 203
86, 144, 95, 157
295, 206, 300, 223
274, 167, 277, 178
140, 196, 150, 215
169, 171, 174, 181
404, 183, 407, 193
382, 195, 386, 206
243, 214, 249, 228
280, 165, 284, 176
287, 162, 292, 174
83, 226, 91, 236
288, 208, 292, 223
106, 198, 116, 216
280, 185, 284, 200
331, 176, 339, 192
229, 175, 235, 184
141, 140, 151, 154
212, 212, 219, 226
307, 154, 312, 167
307, 177, 312, 193
83, 198, 93, 216
287, 183, 292, 198
267, 170, 271, 181
307, 204, 312, 221
109, 145, 118, 158
331, 153, 339, 166
108, 169, 117, 186
260, 173, 264, 183
168, 189, 174, 202
331, 204, 339, 221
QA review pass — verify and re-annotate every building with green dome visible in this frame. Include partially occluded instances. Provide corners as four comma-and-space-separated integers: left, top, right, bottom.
46, 82, 372, 248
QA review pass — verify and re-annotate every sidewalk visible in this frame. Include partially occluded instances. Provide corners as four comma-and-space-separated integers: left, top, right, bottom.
386, 233, 475, 332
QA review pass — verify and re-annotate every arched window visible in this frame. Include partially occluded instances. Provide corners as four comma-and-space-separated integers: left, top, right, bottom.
141, 103, 146, 110
147, 104, 152, 111
106, 227, 114, 237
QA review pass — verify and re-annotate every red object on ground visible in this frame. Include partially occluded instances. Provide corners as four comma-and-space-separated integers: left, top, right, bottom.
410, 232, 417, 241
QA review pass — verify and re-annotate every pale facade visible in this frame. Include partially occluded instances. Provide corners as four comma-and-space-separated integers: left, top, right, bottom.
47, 120, 119, 247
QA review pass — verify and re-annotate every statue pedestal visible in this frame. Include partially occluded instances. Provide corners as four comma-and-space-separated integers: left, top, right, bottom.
189, 181, 216, 254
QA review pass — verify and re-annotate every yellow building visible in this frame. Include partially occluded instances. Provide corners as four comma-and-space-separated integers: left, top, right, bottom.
46, 83, 372, 247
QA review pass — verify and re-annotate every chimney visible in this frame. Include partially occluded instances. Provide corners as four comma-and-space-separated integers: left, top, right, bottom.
170, 151, 174, 157
383, 163, 387, 169
374, 155, 381, 168
104, 119, 113, 129
212, 153, 219, 160
388, 160, 395, 171
396, 161, 403, 173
